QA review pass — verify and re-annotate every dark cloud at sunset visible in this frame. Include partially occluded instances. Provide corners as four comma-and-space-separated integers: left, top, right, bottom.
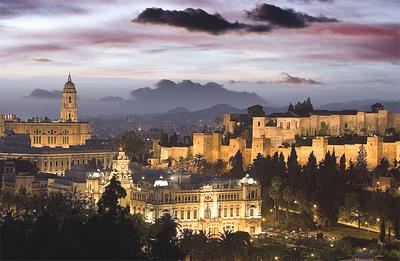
133, 8, 271, 34
246, 3, 338, 28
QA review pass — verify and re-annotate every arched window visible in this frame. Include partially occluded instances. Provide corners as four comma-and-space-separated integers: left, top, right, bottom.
204, 207, 211, 219
68, 96, 72, 103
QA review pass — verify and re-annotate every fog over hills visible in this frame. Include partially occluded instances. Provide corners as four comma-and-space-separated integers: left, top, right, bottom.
2, 77, 399, 119
125, 79, 268, 113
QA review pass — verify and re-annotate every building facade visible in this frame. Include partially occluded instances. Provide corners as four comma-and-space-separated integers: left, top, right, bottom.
0, 74, 91, 148
130, 174, 262, 235
87, 152, 262, 235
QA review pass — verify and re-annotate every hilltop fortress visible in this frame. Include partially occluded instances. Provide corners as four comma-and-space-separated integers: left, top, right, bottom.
156, 103, 400, 169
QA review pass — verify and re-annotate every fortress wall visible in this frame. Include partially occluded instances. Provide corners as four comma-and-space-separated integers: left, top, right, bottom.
160, 146, 191, 161
252, 117, 267, 139
220, 145, 230, 163
340, 115, 358, 134
251, 136, 271, 160
389, 112, 400, 129
244, 148, 252, 167
382, 141, 400, 164
365, 113, 378, 134
356, 112, 366, 134
299, 118, 311, 136
264, 126, 297, 147
211, 133, 222, 161
297, 146, 314, 165
377, 110, 389, 135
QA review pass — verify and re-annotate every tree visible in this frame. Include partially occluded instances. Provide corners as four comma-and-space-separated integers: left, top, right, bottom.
375, 158, 390, 178
269, 175, 283, 224
159, 131, 169, 146
169, 132, 179, 146
247, 104, 265, 117
379, 217, 386, 243
192, 154, 206, 174
287, 144, 301, 189
116, 131, 145, 162
212, 159, 227, 176
288, 103, 294, 112
149, 213, 181, 260
229, 150, 244, 179
97, 175, 129, 217
355, 144, 368, 173
302, 152, 318, 201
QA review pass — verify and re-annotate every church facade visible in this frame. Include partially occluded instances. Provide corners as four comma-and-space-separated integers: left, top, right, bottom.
0, 74, 91, 148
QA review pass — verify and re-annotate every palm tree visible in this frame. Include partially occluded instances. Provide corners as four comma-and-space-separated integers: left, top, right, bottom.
192, 154, 206, 173
212, 159, 227, 176
350, 210, 368, 229
180, 229, 194, 260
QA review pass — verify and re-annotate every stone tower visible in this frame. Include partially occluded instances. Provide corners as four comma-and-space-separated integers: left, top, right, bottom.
60, 73, 78, 122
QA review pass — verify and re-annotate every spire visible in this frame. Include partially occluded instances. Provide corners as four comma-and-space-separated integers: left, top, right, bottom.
67, 72, 71, 82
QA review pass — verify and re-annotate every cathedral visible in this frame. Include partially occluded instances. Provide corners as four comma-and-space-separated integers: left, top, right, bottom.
0, 74, 91, 148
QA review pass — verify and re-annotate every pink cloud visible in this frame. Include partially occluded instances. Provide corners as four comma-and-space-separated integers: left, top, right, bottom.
301, 23, 400, 62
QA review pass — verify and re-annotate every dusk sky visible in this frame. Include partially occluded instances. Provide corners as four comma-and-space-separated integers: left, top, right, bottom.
0, 0, 399, 117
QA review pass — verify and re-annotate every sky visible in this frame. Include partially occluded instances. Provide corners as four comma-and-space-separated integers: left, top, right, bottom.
0, 0, 399, 117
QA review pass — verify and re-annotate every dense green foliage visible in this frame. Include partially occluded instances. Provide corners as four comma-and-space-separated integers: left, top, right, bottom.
248, 146, 400, 238
116, 131, 146, 162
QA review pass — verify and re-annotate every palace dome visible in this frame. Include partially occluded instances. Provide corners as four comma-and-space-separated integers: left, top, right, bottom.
89, 169, 104, 179
240, 174, 256, 185
63, 73, 76, 93
154, 175, 169, 187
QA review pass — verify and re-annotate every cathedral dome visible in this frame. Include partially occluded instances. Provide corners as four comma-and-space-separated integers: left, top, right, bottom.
63, 73, 76, 93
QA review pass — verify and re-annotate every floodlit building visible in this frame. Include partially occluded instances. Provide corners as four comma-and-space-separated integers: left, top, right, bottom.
0, 73, 91, 148
129, 173, 262, 235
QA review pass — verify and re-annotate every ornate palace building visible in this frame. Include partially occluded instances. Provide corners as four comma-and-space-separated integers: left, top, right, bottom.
87, 151, 262, 235
0, 74, 91, 148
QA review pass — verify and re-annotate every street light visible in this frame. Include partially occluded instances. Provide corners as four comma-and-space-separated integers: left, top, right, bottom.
262, 217, 266, 222
313, 204, 317, 209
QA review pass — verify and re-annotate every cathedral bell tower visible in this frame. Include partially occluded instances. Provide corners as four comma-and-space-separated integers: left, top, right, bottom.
60, 73, 78, 122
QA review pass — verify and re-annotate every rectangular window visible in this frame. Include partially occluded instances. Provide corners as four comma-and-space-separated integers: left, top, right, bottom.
236, 207, 240, 217
180, 210, 184, 220
187, 210, 191, 220
230, 208, 233, 217
193, 209, 197, 219
224, 208, 227, 218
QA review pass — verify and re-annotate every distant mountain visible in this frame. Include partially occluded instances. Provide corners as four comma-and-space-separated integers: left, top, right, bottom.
149, 103, 245, 122
124, 79, 267, 113
318, 99, 400, 112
